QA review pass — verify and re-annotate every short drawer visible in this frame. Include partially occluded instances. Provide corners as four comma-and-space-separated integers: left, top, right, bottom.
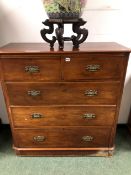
1, 56, 61, 81
6, 82, 120, 105
14, 127, 111, 148
63, 54, 124, 80
11, 106, 116, 127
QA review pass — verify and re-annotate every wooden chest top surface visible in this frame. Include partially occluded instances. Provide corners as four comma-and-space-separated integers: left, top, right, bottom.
0, 42, 130, 54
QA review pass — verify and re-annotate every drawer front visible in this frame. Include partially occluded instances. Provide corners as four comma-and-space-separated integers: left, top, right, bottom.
11, 106, 116, 127
63, 54, 124, 80
14, 127, 111, 148
1, 57, 61, 81
6, 82, 120, 105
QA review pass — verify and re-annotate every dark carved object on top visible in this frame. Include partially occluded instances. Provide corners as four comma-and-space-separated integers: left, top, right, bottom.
41, 20, 56, 48
40, 18, 88, 49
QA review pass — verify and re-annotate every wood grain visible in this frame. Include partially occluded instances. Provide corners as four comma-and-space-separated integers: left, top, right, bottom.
11, 106, 116, 127
14, 147, 114, 157
13, 127, 111, 148
63, 54, 124, 80
6, 82, 120, 106
2, 56, 61, 81
0, 42, 130, 54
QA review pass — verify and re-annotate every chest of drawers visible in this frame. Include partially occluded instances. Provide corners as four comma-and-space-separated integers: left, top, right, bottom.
0, 42, 130, 156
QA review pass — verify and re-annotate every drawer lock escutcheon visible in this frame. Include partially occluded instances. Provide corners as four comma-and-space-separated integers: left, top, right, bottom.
65, 57, 71, 62
28, 90, 41, 97
86, 65, 101, 72
82, 113, 96, 119
25, 66, 40, 73
85, 90, 98, 97
33, 136, 46, 142
31, 113, 44, 119
82, 136, 93, 142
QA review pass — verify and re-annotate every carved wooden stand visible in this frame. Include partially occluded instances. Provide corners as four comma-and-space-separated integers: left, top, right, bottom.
40, 18, 88, 49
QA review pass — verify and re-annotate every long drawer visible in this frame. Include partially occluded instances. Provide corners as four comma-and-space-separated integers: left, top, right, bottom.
63, 54, 124, 80
6, 82, 120, 106
14, 127, 111, 148
1, 56, 61, 81
11, 106, 116, 127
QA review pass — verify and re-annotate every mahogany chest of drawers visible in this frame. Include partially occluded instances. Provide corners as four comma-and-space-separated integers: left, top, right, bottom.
0, 42, 130, 156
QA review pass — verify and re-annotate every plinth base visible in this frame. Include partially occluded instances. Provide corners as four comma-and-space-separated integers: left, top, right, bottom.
13, 146, 114, 157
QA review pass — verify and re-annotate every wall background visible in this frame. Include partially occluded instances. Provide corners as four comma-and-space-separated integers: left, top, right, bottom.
0, 0, 131, 124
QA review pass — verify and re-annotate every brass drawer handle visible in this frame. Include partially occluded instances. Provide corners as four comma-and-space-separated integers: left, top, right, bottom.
82, 136, 93, 142
31, 113, 44, 119
86, 65, 101, 72
28, 90, 41, 97
33, 136, 46, 142
82, 113, 96, 119
25, 66, 40, 73
85, 90, 98, 96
